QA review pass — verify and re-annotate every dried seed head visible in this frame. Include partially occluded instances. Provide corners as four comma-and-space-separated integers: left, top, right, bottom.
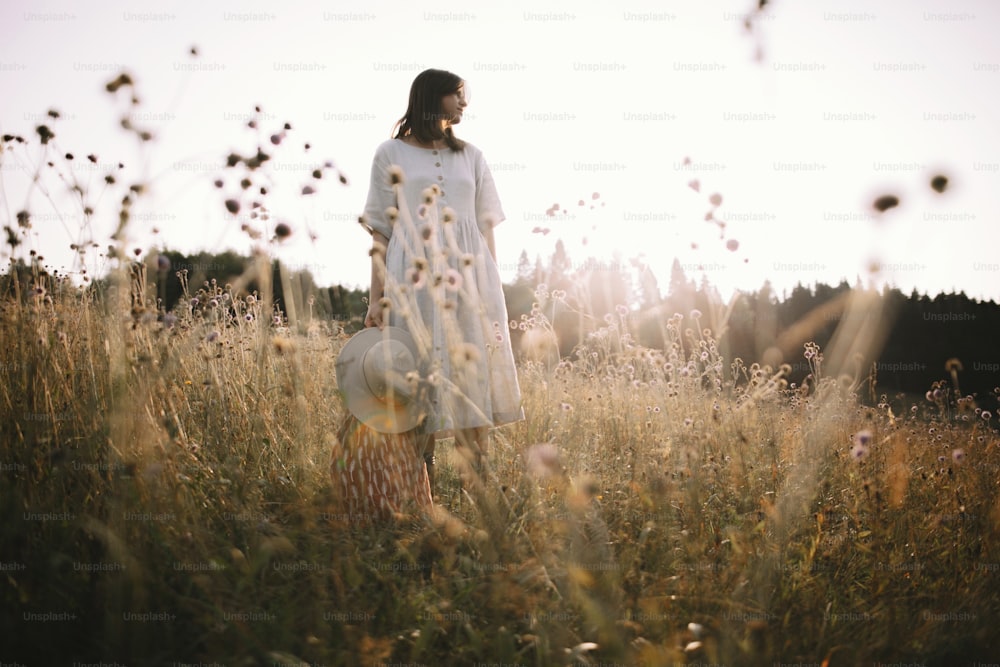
387, 165, 404, 185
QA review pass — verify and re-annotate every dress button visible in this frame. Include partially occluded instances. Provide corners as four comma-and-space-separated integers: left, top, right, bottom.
435, 162, 441, 167
432, 150, 439, 155
437, 175, 444, 181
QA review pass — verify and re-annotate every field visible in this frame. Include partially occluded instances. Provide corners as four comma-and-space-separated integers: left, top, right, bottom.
2, 71, 999, 665
2, 267, 999, 666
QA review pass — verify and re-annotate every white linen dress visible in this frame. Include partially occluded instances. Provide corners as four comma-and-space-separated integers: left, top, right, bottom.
362, 138, 523, 435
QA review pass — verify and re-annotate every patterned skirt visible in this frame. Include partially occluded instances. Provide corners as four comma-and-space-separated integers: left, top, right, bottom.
330, 414, 433, 524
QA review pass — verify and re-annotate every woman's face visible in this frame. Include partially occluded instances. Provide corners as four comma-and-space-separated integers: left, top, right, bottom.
440, 85, 468, 125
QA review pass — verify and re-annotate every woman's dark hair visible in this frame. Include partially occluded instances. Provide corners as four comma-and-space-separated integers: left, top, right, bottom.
392, 69, 465, 151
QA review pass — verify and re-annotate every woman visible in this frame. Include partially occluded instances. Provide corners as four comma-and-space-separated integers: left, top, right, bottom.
361, 68, 523, 492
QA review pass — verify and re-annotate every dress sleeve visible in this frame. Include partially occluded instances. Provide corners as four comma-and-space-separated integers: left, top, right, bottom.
475, 151, 506, 233
362, 145, 397, 239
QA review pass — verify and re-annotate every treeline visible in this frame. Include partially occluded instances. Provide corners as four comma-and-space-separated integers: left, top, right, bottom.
3, 247, 997, 403
0, 252, 368, 326
504, 244, 999, 403
149, 249, 369, 325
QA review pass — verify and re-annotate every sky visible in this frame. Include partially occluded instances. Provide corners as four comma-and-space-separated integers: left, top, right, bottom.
2, 0, 999, 303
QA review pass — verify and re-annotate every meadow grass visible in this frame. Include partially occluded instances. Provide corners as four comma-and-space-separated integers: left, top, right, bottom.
1, 265, 998, 667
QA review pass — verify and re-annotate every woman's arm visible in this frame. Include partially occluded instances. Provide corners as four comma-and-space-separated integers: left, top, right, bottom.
364, 231, 389, 328
482, 225, 497, 264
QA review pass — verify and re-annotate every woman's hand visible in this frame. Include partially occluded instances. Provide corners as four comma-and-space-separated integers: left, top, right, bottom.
366, 231, 389, 328
364, 300, 384, 329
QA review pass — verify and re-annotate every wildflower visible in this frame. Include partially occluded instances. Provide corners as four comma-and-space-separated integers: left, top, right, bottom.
405, 267, 427, 289
274, 222, 292, 239
455, 343, 480, 366
444, 268, 463, 291
850, 443, 869, 461
983, 411, 993, 421
378, 297, 392, 312
244, 313, 253, 322
417, 205, 428, 219
853, 430, 873, 448
872, 194, 899, 212
616, 304, 629, 316
205, 331, 220, 343
246, 295, 256, 305
461, 254, 475, 267
526, 443, 561, 479
952, 449, 966, 463
560, 402, 573, 411
387, 165, 404, 185
726, 239, 739, 252
690, 309, 702, 319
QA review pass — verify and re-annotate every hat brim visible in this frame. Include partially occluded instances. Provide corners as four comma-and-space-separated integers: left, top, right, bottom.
335, 326, 422, 434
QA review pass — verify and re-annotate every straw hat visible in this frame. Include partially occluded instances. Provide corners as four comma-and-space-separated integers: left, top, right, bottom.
335, 326, 423, 434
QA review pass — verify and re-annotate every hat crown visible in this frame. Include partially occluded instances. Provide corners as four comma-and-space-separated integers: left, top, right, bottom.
362, 339, 416, 400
